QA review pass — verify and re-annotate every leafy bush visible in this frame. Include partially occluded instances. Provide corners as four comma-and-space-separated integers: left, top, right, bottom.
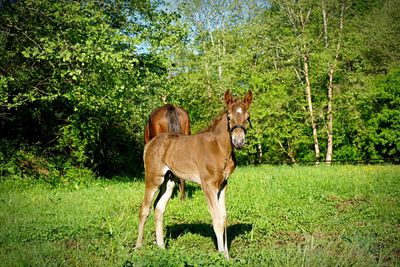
358, 68, 400, 161
0, 0, 181, 176
0, 140, 95, 187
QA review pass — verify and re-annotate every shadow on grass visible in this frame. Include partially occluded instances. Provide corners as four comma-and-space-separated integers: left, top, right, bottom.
166, 222, 253, 249
104, 171, 144, 183
171, 182, 201, 200
114, 173, 201, 200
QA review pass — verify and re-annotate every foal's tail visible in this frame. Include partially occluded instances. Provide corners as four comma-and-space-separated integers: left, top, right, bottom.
167, 105, 182, 133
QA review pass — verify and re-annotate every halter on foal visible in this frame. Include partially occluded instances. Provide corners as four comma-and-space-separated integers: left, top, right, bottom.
144, 104, 191, 201
135, 90, 253, 259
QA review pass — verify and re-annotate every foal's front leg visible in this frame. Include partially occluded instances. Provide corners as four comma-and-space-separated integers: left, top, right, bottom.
203, 182, 229, 259
218, 181, 228, 256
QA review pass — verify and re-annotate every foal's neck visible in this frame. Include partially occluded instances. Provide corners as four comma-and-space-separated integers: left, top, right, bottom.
212, 113, 233, 155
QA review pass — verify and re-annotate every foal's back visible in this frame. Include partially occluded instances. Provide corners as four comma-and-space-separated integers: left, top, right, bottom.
144, 130, 227, 185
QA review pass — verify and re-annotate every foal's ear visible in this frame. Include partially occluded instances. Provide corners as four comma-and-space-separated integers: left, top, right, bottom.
224, 90, 234, 107
243, 90, 253, 108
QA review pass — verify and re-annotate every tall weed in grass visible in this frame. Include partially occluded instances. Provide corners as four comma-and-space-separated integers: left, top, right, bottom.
0, 165, 399, 266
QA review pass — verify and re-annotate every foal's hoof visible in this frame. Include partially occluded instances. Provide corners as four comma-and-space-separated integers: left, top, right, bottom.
156, 243, 166, 249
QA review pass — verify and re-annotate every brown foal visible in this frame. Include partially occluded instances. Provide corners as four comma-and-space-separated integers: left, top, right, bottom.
135, 90, 253, 259
144, 104, 190, 201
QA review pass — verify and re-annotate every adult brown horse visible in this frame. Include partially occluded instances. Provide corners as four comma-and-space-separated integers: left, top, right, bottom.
144, 104, 190, 201
136, 90, 253, 259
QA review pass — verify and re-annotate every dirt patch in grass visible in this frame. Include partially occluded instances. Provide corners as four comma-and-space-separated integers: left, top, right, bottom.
327, 194, 369, 212
64, 239, 82, 250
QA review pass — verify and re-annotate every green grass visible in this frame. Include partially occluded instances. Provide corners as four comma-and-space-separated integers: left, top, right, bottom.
1, 165, 399, 266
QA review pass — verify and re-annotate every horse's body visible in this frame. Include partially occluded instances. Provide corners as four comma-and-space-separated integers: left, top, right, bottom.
144, 104, 190, 201
144, 104, 190, 144
136, 91, 253, 259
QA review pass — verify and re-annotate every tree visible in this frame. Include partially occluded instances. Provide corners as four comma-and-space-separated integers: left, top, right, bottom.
278, 0, 322, 163
322, 0, 346, 165
0, 0, 183, 176
359, 68, 400, 161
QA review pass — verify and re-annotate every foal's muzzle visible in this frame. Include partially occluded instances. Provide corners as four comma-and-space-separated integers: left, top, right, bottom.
231, 126, 246, 149
227, 113, 251, 149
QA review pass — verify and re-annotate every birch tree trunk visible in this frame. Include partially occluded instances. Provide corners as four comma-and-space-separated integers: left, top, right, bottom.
303, 49, 321, 164
325, 1, 345, 165
321, 0, 329, 48
300, 7, 321, 164
282, 2, 321, 164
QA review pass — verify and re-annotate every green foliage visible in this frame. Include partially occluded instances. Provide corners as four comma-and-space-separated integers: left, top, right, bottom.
167, 0, 400, 164
1, 0, 400, 177
0, 141, 95, 188
358, 68, 400, 161
0, 0, 183, 176
1, 165, 399, 265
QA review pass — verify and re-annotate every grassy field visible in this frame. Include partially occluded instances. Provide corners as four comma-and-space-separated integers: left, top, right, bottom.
1, 165, 399, 266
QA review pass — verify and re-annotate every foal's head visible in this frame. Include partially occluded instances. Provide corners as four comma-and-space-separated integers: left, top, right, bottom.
224, 90, 253, 149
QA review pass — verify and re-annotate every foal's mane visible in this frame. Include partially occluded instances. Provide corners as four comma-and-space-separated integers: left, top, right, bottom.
198, 97, 243, 134
197, 110, 227, 134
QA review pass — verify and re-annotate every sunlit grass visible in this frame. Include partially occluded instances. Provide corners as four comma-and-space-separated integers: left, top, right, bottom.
1, 165, 399, 266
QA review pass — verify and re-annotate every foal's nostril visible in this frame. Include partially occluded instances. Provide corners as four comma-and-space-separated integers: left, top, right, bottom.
233, 137, 245, 148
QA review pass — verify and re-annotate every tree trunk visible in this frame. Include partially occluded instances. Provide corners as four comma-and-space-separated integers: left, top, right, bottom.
321, 0, 329, 47
325, 1, 345, 166
326, 68, 333, 165
257, 143, 263, 164
304, 50, 321, 164
203, 42, 212, 99
283, 4, 320, 164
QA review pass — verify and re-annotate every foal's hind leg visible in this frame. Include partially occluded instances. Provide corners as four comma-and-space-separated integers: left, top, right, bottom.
154, 172, 175, 248
179, 179, 186, 201
135, 182, 158, 249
